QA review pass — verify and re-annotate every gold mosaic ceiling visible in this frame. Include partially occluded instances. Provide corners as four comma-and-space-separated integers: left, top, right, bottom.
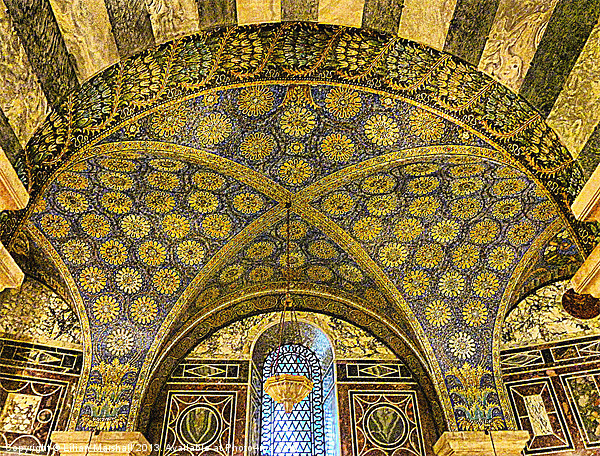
0, 1, 599, 435
1, 0, 599, 169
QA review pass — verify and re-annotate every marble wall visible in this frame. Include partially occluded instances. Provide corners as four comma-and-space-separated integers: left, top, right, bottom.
187, 311, 398, 361
502, 280, 600, 349
501, 333, 600, 454
146, 314, 439, 455
0, 338, 82, 455
0, 276, 81, 348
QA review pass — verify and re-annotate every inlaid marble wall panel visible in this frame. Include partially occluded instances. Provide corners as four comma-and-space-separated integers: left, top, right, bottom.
236, 0, 281, 24
397, 0, 458, 50
562, 371, 600, 448
0, 0, 48, 149
478, 0, 559, 94
160, 389, 246, 456
0, 338, 83, 375
504, 378, 572, 453
547, 18, 600, 158
145, 0, 201, 45
0, 339, 82, 456
0, 376, 68, 455
170, 360, 249, 384
246, 363, 261, 456
350, 391, 425, 456
336, 362, 439, 456
47, 0, 120, 82
501, 334, 600, 455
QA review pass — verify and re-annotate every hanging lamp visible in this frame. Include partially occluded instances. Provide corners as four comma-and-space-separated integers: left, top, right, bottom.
263, 202, 313, 413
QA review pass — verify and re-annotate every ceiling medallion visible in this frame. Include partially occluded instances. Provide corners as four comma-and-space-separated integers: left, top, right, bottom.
263, 202, 313, 413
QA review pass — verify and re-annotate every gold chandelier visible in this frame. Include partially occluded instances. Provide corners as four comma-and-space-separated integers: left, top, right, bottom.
263, 202, 313, 413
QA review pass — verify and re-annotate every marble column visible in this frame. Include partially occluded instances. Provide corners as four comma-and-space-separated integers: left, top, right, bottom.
571, 162, 600, 298
0, 144, 26, 291
51, 432, 152, 456
434, 431, 530, 456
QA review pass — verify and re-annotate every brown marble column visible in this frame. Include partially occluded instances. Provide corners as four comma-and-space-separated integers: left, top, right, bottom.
434, 431, 530, 456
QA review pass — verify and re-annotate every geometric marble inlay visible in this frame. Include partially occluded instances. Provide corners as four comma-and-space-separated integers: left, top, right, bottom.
0, 393, 41, 434
524, 394, 553, 437
505, 378, 572, 453
349, 391, 424, 456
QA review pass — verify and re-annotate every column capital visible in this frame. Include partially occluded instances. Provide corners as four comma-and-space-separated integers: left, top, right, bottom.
434, 431, 530, 456
572, 162, 600, 222
51, 431, 152, 456
0, 240, 23, 292
0, 144, 28, 211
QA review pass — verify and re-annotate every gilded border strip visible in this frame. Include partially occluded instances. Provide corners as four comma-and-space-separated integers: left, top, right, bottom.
24, 222, 92, 431
293, 201, 456, 428
493, 218, 565, 430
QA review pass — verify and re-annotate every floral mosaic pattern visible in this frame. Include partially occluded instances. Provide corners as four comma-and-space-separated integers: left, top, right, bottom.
510, 228, 584, 304
100, 85, 488, 194
2, 23, 591, 253
206, 215, 390, 308
314, 157, 560, 429
28, 152, 276, 429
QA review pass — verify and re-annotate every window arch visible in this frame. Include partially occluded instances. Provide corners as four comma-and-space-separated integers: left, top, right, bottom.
252, 321, 339, 456
260, 344, 325, 456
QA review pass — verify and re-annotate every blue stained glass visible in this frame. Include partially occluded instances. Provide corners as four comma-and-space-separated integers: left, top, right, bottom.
261, 344, 325, 456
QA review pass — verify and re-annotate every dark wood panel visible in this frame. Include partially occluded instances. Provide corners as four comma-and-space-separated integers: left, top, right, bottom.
0, 108, 23, 165
282, 0, 318, 21
104, 0, 155, 58
196, 0, 237, 28
362, 0, 404, 35
579, 122, 600, 179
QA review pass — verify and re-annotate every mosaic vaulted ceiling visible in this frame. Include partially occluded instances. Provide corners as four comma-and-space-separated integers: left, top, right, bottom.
0, 21, 597, 436
1, 0, 600, 173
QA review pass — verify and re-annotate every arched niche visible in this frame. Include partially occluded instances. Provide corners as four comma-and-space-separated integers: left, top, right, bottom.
143, 304, 442, 455
251, 321, 337, 456
0, 275, 83, 454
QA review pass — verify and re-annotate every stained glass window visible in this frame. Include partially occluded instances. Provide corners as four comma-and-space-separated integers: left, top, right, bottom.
260, 344, 325, 456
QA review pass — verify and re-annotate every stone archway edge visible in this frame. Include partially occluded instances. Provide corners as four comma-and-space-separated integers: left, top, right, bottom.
50, 430, 530, 456
51, 432, 151, 456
